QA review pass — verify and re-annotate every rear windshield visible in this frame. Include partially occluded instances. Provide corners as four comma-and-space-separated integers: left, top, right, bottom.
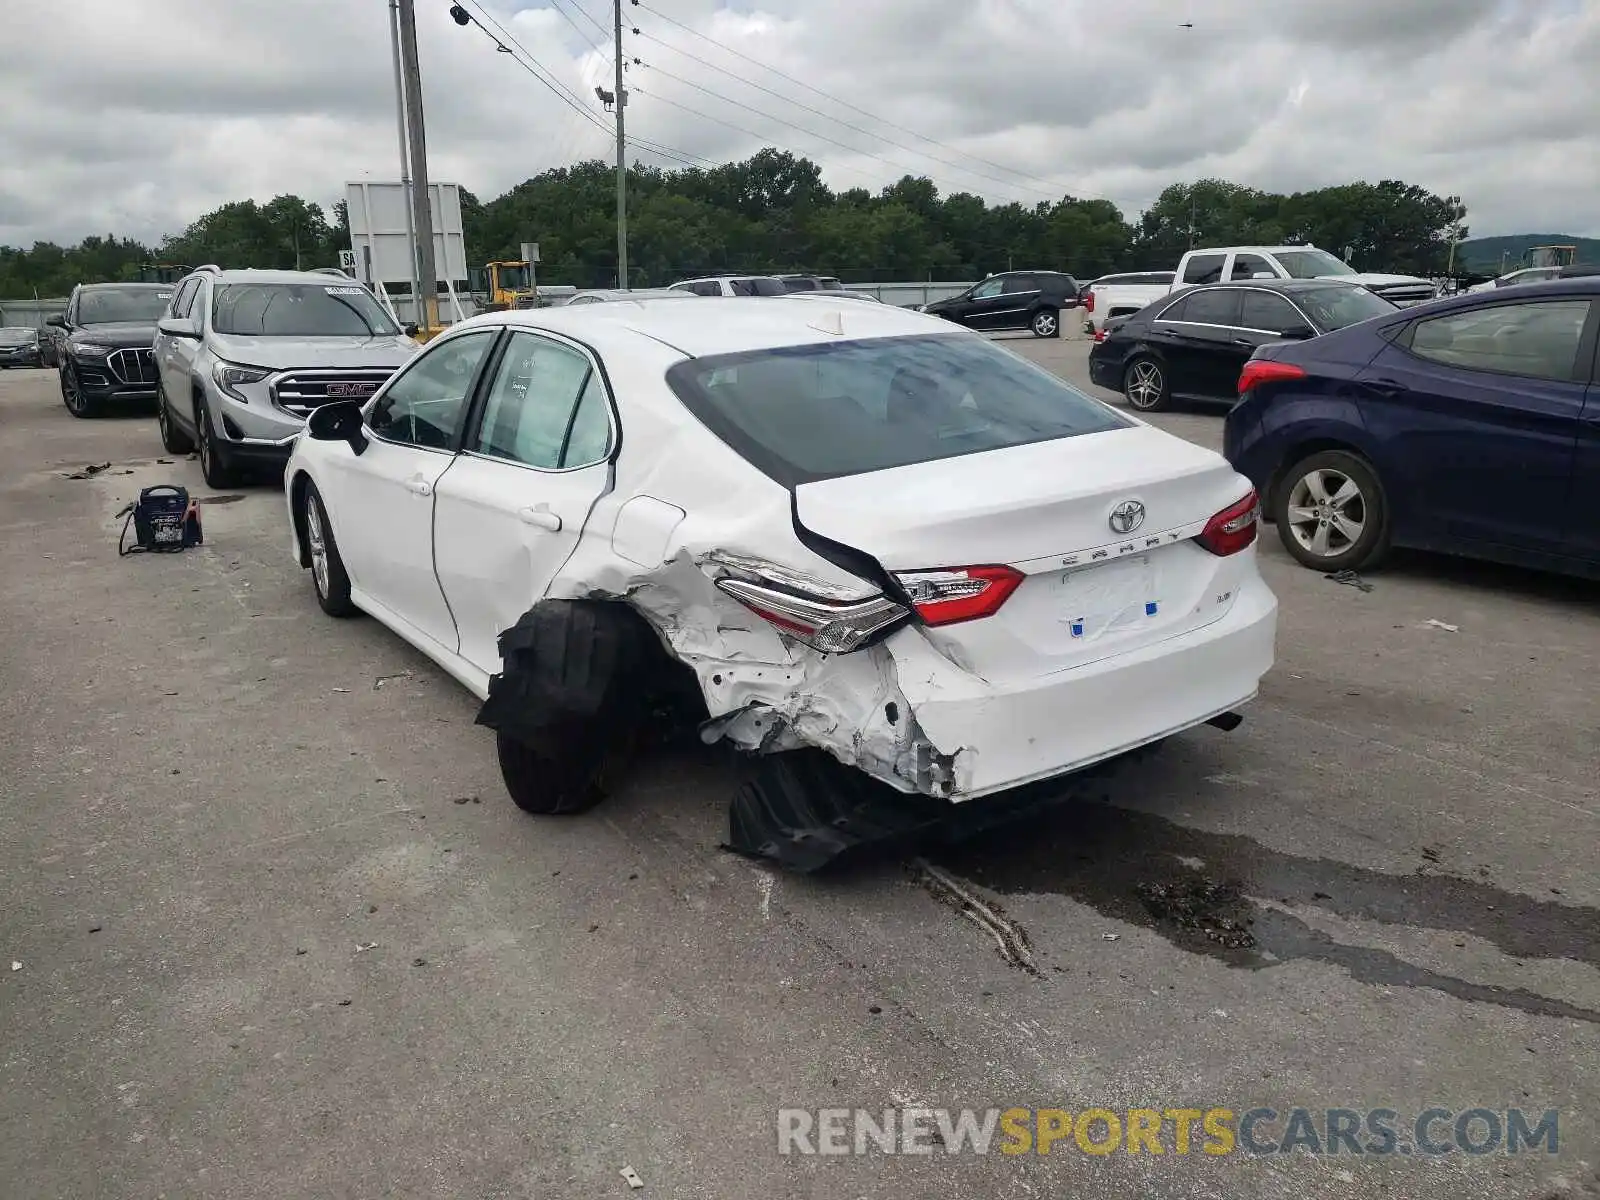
212, 282, 399, 336
1295, 285, 1397, 330
665, 333, 1129, 486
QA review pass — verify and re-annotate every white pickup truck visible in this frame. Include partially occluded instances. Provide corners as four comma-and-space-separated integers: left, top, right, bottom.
1169, 245, 1437, 306
1081, 271, 1175, 336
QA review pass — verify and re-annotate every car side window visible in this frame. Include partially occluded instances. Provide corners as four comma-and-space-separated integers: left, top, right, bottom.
1407, 300, 1590, 383
1231, 254, 1273, 281
1182, 288, 1244, 326
1240, 291, 1303, 334
694, 281, 723, 297
1001, 275, 1038, 294
1155, 296, 1190, 322
1181, 254, 1226, 285
370, 329, 495, 450
473, 333, 606, 469
971, 278, 1004, 299
169, 278, 199, 319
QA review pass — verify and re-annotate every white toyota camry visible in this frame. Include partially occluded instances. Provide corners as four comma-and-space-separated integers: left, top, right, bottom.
284, 297, 1276, 865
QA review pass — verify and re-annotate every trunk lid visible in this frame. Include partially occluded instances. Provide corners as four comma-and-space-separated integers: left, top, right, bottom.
794, 425, 1257, 680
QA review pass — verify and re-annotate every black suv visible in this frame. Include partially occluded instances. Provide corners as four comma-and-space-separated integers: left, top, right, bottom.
47, 282, 173, 417
918, 271, 1079, 337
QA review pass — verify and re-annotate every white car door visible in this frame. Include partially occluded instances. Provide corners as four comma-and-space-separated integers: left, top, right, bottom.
154, 276, 200, 404
325, 328, 499, 654
431, 330, 616, 676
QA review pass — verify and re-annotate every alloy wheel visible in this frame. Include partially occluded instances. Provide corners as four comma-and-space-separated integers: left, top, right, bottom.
306, 498, 330, 599
196, 403, 213, 475
1286, 468, 1366, 560
1125, 360, 1164, 410
62, 366, 84, 414
1033, 311, 1058, 336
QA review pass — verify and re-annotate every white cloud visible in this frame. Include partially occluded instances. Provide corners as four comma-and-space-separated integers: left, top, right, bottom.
0, 0, 1595, 248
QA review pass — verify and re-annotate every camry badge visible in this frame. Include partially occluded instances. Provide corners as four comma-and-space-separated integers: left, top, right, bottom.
1108, 499, 1146, 534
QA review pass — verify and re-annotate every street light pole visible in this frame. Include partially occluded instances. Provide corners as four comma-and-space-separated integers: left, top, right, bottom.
388, 0, 422, 316
396, 0, 438, 330
613, 0, 628, 290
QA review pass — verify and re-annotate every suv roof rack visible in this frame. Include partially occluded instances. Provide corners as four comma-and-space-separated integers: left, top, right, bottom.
308, 266, 353, 277
194, 264, 223, 275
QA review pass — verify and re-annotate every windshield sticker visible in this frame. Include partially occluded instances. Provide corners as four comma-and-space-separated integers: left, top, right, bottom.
324, 286, 365, 296
158, 293, 173, 299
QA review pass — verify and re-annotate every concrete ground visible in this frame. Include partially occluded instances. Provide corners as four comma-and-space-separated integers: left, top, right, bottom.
1, 345, 1596, 1199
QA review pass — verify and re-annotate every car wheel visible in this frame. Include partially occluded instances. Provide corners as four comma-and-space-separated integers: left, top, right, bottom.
301, 482, 357, 617
157, 383, 195, 454
60, 363, 96, 418
194, 394, 238, 488
1122, 355, 1171, 412
496, 727, 613, 815
1273, 449, 1391, 572
1030, 308, 1059, 338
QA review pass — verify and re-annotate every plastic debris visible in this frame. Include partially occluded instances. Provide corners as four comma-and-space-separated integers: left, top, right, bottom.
332, 687, 351, 694
9, 961, 20, 971
1424, 619, 1460, 633
60, 462, 111, 479
355, 942, 378, 954
619, 1166, 645, 1189
1324, 569, 1373, 593
1100, 933, 1121, 942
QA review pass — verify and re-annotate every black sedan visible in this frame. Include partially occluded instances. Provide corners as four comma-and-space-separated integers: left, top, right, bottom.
1088, 279, 1398, 412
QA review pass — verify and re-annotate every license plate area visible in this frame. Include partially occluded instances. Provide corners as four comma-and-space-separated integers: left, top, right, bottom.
1057, 554, 1157, 643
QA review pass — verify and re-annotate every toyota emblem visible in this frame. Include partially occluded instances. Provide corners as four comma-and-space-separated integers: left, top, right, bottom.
1108, 500, 1146, 534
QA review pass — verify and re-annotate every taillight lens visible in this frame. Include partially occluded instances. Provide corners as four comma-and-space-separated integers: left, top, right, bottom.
715, 576, 908, 653
1092, 328, 1107, 343
1084, 292, 1095, 312
1238, 359, 1307, 395
892, 565, 1024, 626
1196, 490, 1260, 556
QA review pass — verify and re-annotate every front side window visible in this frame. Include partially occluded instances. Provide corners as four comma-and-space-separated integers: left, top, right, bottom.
1181, 254, 1226, 285
1231, 254, 1274, 280
1407, 299, 1590, 382
76, 287, 175, 324
370, 329, 495, 450
970, 278, 1004, 299
1239, 291, 1303, 334
730, 278, 786, 296
212, 282, 399, 337
168, 278, 200, 319
472, 333, 610, 469
665, 332, 1129, 487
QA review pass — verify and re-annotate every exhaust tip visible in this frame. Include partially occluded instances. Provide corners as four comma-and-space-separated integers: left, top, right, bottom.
1205, 710, 1244, 732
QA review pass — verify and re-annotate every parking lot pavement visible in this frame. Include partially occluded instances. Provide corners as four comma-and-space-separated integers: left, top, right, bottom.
2, 358, 1597, 1199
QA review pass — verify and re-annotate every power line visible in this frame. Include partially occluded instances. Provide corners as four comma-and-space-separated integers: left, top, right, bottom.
631, 30, 1073, 205
546, 0, 610, 57
631, 0, 1111, 204
633, 59, 1053, 207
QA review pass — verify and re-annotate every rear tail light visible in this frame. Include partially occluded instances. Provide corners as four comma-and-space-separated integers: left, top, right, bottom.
1196, 490, 1260, 556
1084, 291, 1095, 312
1092, 328, 1107, 343
892, 565, 1024, 626
715, 576, 908, 653
1238, 359, 1307, 396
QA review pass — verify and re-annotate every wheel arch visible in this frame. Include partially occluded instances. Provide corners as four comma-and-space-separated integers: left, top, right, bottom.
289, 469, 314, 568
1265, 436, 1380, 522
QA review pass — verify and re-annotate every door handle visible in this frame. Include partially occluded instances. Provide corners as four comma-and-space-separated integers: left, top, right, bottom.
1365, 378, 1409, 397
518, 506, 562, 532
406, 477, 432, 497
1231, 336, 1256, 346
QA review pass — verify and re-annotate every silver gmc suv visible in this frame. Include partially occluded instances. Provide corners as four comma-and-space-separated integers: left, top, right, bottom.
152, 266, 419, 486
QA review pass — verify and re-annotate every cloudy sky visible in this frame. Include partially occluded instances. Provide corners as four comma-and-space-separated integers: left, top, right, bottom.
1, 0, 1596, 249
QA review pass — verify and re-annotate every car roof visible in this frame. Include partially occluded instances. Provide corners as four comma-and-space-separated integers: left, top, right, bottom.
79, 281, 171, 291
446, 294, 949, 359
675, 274, 779, 283
1187, 245, 1324, 254
201, 268, 373, 285
572, 288, 694, 300
1181, 278, 1361, 295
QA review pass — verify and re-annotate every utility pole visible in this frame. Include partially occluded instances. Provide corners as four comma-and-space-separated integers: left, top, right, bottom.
388, 0, 422, 318
613, 0, 628, 290
396, 0, 438, 329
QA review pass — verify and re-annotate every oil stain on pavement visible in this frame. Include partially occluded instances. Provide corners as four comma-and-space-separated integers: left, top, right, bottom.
932, 799, 1600, 1024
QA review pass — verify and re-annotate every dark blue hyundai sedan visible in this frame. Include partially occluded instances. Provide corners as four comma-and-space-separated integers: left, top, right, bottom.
1224, 276, 1600, 579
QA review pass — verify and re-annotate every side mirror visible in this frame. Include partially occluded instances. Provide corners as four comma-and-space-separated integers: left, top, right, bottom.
157, 317, 200, 339
306, 400, 369, 455
45, 314, 67, 329
1282, 324, 1316, 341
404, 323, 420, 337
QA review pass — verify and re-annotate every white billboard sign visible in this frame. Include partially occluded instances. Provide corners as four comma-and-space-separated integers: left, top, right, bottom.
344, 181, 469, 292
